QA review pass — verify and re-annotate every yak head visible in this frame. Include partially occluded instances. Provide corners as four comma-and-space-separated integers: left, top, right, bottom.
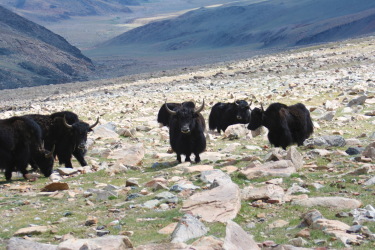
63, 116, 99, 151
166, 100, 204, 134
247, 103, 264, 130
33, 144, 55, 177
234, 100, 251, 122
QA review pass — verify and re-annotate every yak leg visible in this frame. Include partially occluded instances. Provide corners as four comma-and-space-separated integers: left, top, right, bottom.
0, 149, 13, 181
13, 147, 30, 179
185, 154, 192, 162
194, 153, 201, 163
29, 159, 39, 171
5, 169, 12, 181
73, 149, 87, 166
56, 149, 73, 168
176, 153, 182, 163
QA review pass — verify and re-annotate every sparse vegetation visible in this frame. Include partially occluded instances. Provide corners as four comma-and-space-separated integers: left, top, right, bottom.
0, 33, 374, 249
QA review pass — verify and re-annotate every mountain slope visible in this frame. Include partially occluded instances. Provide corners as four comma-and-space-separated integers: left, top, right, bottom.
99, 0, 375, 52
0, 6, 94, 89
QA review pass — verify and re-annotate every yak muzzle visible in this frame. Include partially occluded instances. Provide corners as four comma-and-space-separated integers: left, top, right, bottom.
78, 143, 87, 150
181, 128, 190, 134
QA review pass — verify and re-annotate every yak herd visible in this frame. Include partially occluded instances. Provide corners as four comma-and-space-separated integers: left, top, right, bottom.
0, 111, 99, 181
0, 100, 313, 181
159, 100, 313, 163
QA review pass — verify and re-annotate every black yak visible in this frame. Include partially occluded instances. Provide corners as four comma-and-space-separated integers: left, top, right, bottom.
157, 102, 181, 127
0, 116, 54, 181
165, 101, 206, 163
209, 100, 251, 133
247, 102, 313, 149
26, 111, 99, 168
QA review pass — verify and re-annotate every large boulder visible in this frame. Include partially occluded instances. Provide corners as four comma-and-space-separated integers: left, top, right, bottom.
57, 235, 133, 250
181, 182, 241, 223
223, 220, 260, 250
224, 124, 248, 139
108, 143, 145, 166
171, 214, 208, 243
292, 197, 362, 210
241, 184, 285, 202
7, 238, 57, 250
240, 160, 296, 179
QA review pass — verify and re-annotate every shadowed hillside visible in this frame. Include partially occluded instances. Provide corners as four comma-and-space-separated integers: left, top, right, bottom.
0, 5, 94, 89
99, 0, 375, 51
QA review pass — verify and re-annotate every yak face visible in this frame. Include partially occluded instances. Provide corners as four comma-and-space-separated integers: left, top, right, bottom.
63, 117, 99, 151
32, 147, 54, 177
234, 100, 251, 121
71, 122, 90, 150
165, 101, 204, 134
248, 107, 263, 130
176, 108, 197, 134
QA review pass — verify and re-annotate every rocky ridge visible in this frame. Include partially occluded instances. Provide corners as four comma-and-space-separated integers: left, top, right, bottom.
0, 36, 374, 249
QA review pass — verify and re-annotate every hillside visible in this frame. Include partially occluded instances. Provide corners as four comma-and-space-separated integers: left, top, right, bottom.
0, 6, 94, 89
0, 36, 374, 249
0, 0, 238, 49
99, 0, 375, 52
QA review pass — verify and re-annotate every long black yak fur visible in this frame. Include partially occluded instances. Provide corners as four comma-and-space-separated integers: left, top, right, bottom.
166, 101, 206, 163
157, 103, 181, 127
209, 100, 251, 133
248, 102, 313, 149
0, 116, 54, 181
25, 111, 98, 168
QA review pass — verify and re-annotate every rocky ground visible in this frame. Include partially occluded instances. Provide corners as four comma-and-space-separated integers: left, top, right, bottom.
0, 36, 374, 250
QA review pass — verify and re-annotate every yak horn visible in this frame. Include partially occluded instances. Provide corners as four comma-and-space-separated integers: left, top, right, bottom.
248, 100, 253, 110
63, 116, 73, 129
234, 100, 240, 106
89, 117, 100, 129
195, 99, 205, 113
45, 145, 55, 158
165, 102, 177, 115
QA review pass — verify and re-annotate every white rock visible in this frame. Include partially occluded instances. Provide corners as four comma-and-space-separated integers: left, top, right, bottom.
223, 220, 260, 250
171, 214, 208, 243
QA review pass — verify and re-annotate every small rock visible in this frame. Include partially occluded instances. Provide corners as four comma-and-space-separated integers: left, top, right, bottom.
96, 230, 110, 237
268, 219, 289, 229
348, 96, 367, 107
41, 182, 69, 192
57, 168, 78, 176
296, 228, 310, 238
143, 199, 160, 209
85, 216, 98, 226
158, 223, 178, 235
288, 237, 308, 247
347, 225, 362, 234
14, 226, 56, 236
345, 147, 363, 155
336, 212, 349, 218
